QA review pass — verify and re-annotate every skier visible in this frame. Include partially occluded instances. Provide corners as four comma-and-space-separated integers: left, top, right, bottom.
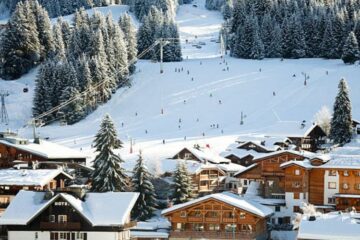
121, 122, 124, 127
226, 66, 229, 71
202, 132, 205, 137
181, 67, 183, 71
210, 93, 213, 97
273, 91, 276, 96
135, 112, 138, 116
184, 100, 186, 104
216, 124, 219, 128
191, 77, 194, 81
200, 61, 202, 65
145, 130, 148, 134
179, 118, 182, 123
162, 139, 165, 144
293, 74, 296, 77
184, 136, 187, 140
187, 70, 190, 75
219, 100, 222, 104
259, 68, 262, 72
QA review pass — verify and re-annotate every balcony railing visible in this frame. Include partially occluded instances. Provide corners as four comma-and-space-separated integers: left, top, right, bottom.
170, 230, 256, 239
205, 217, 220, 222
40, 222, 81, 230
188, 217, 203, 222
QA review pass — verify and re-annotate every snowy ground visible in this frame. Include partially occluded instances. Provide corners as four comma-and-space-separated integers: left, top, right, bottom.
1, 0, 360, 172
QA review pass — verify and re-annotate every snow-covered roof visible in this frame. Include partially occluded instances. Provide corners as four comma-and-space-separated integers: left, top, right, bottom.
194, 164, 226, 175
252, 150, 314, 162
0, 169, 72, 187
280, 160, 313, 169
234, 163, 258, 177
217, 163, 246, 173
173, 147, 230, 164
131, 231, 169, 239
298, 212, 360, 240
0, 190, 139, 227
162, 192, 273, 218
260, 121, 325, 138
317, 157, 360, 169
334, 194, 360, 199
221, 148, 267, 160
0, 138, 87, 160
311, 154, 331, 163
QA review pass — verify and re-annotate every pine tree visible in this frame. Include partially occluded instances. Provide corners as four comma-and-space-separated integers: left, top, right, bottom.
250, 18, 265, 60
320, 17, 338, 59
132, 153, 157, 220
59, 86, 85, 125
52, 21, 66, 60
342, 31, 360, 64
33, 61, 53, 119
91, 114, 128, 192
119, 13, 138, 74
0, 1, 40, 79
329, 79, 353, 144
172, 162, 193, 204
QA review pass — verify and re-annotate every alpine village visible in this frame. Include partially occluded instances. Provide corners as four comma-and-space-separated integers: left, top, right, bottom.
0, 0, 360, 239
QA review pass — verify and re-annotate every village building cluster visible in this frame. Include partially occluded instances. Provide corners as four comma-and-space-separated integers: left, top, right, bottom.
0, 119, 358, 240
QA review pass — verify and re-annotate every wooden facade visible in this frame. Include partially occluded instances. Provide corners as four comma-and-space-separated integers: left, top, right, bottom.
288, 125, 326, 152
224, 154, 254, 167
308, 168, 325, 205
236, 151, 306, 198
192, 167, 225, 195
172, 148, 202, 162
283, 165, 309, 195
163, 198, 270, 240
237, 142, 273, 153
0, 143, 86, 168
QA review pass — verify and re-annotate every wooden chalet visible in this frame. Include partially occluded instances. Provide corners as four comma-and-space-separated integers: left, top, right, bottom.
0, 190, 139, 240
0, 169, 72, 213
162, 192, 273, 240
234, 150, 308, 198
260, 122, 327, 152
192, 165, 226, 195
0, 135, 87, 168
171, 147, 230, 164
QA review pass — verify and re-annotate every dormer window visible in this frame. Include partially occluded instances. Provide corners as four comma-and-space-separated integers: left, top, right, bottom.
329, 170, 337, 176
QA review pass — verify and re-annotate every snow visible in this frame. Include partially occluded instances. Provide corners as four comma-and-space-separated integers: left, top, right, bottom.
172, 147, 230, 164
253, 150, 315, 162
162, 191, 273, 217
0, 138, 88, 160
298, 212, 360, 240
280, 160, 313, 169
271, 231, 298, 240
130, 231, 168, 238
234, 163, 258, 177
0, 0, 360, 174
0, 190, 139, 227
0, 169, 72, 186
318, 157, 360, 169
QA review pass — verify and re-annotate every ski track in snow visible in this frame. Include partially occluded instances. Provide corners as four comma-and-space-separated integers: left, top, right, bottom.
1, 0, 360, 172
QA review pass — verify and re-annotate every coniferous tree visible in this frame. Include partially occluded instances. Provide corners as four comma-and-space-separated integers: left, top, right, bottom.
59, 86, 85, 124
119, 13, 138, 74
329, 79, 353, 144
91, 114, 128, 192
0, 1, 40, 79
172, 162, 193, 204
321, 18, 338, 58
132, 153, 157, 221
342, 31, 360, 64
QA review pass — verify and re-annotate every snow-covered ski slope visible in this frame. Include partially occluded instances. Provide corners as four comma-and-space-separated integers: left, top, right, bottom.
1, 0, 360, 171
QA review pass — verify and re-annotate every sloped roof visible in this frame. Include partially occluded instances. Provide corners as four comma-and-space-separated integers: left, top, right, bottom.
162, 192, 273, 218
173, 147, 230, 164
260, 121, 326, 138
252, 150, 314, 162
0, 138, 87, 160
0, 190, 139, 227
280, 160, 313, 169
234, 163, 258, 177
317, 157, 360, 169
0, 169, 72, 187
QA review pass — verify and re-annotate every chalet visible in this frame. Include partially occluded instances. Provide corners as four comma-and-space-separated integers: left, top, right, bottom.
234, 150, 311, 198
297, 212, 360, 240
171, 147, 230, 164
130, 221, 169, 240
352, 119, 360, 134
162, 192, 273, 240
261, 121, 327, 152
192, 164, 227, 195
0, 169, 73, 212
222, 136, 290, 166
0, 135, 87, 167
0, 190, 139, 240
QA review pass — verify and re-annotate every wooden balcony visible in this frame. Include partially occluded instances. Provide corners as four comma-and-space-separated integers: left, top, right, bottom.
205, 217, 220, 222
188, 217, 203, 222
200, 175, 209, 180
170, 230, 256, 239
222, 217, 237, 223
40, 222, 81, 230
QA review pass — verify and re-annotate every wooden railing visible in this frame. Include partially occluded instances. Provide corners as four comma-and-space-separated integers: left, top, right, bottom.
205, 217, 220, 222
170, 230, 256, 239
40, 222, 81, 230
188, 217, 203, 222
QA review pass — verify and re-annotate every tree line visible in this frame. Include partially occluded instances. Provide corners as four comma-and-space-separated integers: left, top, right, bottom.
219, 0, 360, 63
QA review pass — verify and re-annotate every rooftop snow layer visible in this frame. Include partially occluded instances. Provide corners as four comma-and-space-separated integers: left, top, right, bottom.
298, 212, 360, 240
280, 160, 313, 169
0, 190, 139, 226
0, 138, 87, 159
173, 147, 230, 164
260, 121, 322, 138
318, 157, 360, 169
0, 169, 72, 186
162, 192, 273, 217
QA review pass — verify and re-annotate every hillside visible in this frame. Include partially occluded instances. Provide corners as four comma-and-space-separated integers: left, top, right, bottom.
1, 0, 360, 172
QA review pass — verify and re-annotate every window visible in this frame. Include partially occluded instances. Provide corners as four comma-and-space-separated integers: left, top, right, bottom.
59, 232, 67, 240
176, 223, 184, 230
355, 183, 360, 190
343, 170, 349, 176
76, 233, 86, 240
193, 210, 202, 217
292, 182, 301, 188
243, 180, 248, 185
329, 170, 337, 176
328, 197, 336, 204
49, 215, 55, 223
184, 153, 192, 160
58, 215, 67, 223
208, 224, 220, 231
200, 181, 207, 186
275, 206, 281, 212
328, 182, 336, 189
180, 211, 186, 218
343, 183, 349, 190
293, 206, 301, 213
240, 224, 252, 232
192, 223, 204, 231
225, 224, 237, 232
239, 212, 245, 219
342, 199, 349, 206
294, 192, 300, 199
355, 171, 360, 177
295, 169, 300, 175
207, 211, 218, 218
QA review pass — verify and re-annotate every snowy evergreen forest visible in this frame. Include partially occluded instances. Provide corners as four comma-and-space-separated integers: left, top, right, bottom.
218, 0, 360, 61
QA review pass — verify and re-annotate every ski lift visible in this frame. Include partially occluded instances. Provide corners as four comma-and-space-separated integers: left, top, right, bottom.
112, 89, 116, 94
23, 87, 29, 93
34, 119, 45, 128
